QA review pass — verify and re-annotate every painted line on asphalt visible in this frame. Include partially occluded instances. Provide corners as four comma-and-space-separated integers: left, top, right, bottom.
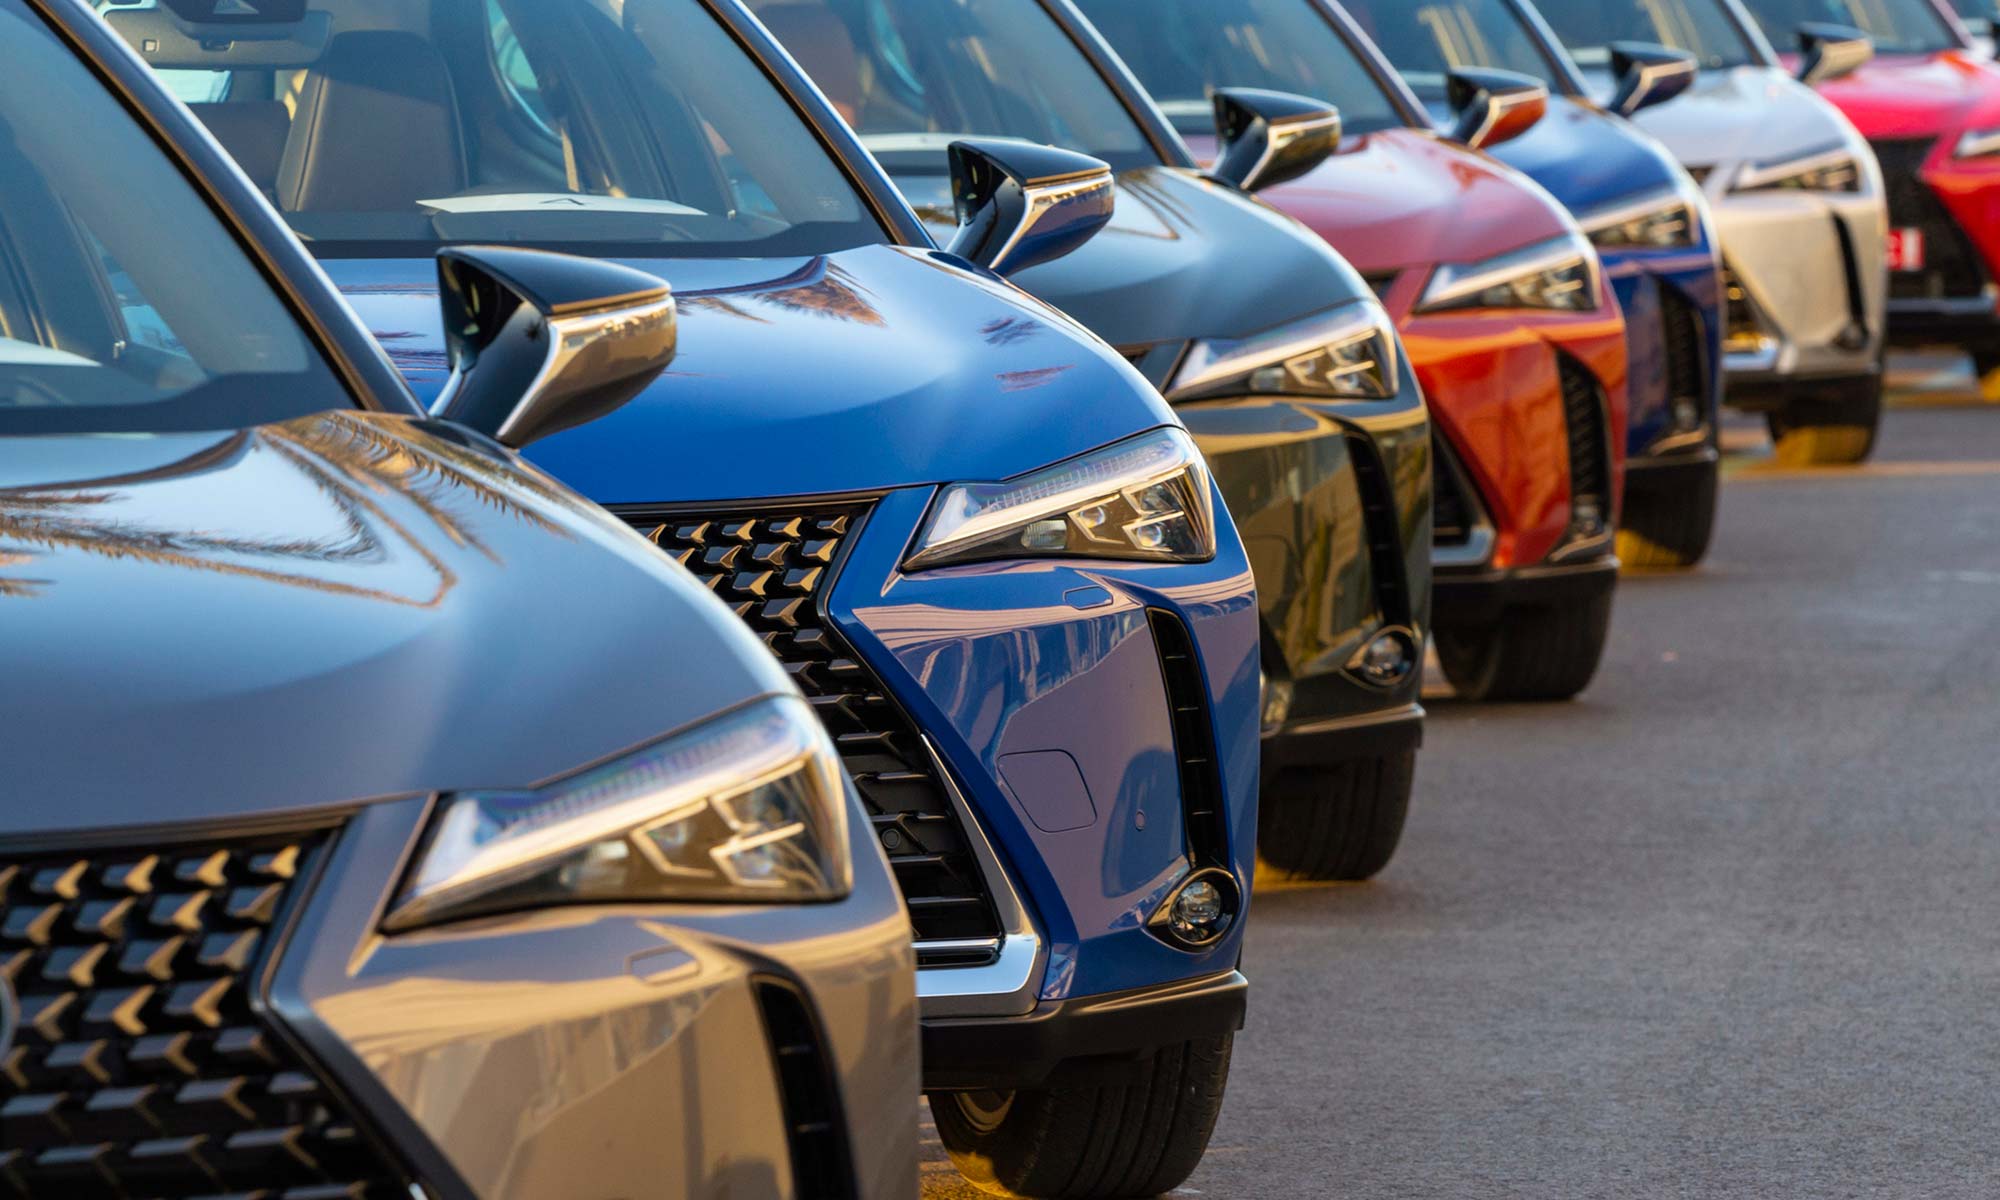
1727, 459, 2000, 483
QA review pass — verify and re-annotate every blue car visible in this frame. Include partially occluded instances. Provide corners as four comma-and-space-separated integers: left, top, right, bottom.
108, 0, 1262, 1193
1349, 0, 1728, 567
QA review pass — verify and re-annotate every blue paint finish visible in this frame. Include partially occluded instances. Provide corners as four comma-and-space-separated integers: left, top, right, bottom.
827, 487, 1261, 1002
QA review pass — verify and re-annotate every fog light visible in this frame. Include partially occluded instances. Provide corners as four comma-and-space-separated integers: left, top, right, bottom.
1148, 867, 1239, 950
1572, 499, 1606, 539
1348, 628, 1417, 688
1672, 397, 1702, 432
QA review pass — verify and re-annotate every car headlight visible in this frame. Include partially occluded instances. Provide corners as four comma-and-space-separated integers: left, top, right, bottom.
1579, 183, 1701, 250
1956, 127, 2000, 159
386, 695, 851, 930
1168, 299, 1401, 402
1731, 146, 1861, 193
904, 426, 1216, 571
1416, 232, 1601, 314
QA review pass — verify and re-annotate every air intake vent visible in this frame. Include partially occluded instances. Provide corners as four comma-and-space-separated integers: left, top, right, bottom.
1661, 286, 1706, 416
1149, 611, 1228, 868
1557, 354, 1611, 538
617, 503, 1002, 955
754, 979, 855, 1200
1345, 434, 1413, 627
0, 833, 408, 1199
1431, 433, 1479, 549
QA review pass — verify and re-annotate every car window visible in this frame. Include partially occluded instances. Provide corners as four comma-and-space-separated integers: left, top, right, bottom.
747, 0, 1158, 174
0, 0, 347, 435
1733, 0, 1962, 54
1341, 0, 1564, 101
1073, 0, 1412, 140
104, 0, 885, 259
1532, 0, 1768, 69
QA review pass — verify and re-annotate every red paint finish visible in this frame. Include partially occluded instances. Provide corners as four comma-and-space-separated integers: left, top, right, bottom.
1192, 128, 1630, 570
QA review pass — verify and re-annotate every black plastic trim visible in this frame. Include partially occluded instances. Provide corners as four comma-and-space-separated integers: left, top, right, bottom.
1433, 558, 1619, 625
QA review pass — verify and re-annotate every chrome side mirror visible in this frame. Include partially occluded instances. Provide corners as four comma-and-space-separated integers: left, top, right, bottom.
1446, 68, 1548, 151
433, 246, 676, 449
946, 139, 1115, 275
1607, 41, 1698, 117
1210, 88, 1342, 193
1798, 22, 1874, 87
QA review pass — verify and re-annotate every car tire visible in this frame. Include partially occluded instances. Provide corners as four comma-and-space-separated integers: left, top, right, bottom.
1258, 749, 1414, 881
1972, 348, 2000, 401
1766, 375, 1881, 466
929, 1036, 1233, 1199
1435, 586, 1615, 702
1616, 457, 1720, 570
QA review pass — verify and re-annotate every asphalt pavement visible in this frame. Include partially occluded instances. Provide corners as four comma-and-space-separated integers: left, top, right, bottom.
922, 358, 2000, 1198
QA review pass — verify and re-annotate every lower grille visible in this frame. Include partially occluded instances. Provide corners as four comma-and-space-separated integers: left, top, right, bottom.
1430, 433, 1478, 548
1873, 138, 1989, 300
754, 979, 855, 1200
619, 503, 1002, 950
1661, 286, 1706, 414
0, 832, 406, 1199
1558, 354, 1612, 537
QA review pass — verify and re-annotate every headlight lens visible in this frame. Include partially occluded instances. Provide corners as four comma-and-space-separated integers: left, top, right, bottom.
1731, 147, 1861, 193
905, 426, 1216, 571
1579, 183, 1700, 250
1168, 300, 1401, 402
386, 695, 851, 930
1416, 232, 1601, 314
1956, 127, 2000, 159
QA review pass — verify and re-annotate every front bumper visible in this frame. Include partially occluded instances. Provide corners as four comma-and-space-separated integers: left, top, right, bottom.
1709, 186, 1887, 394
0, 802, 922, 1200
1168, 362, 1432, 781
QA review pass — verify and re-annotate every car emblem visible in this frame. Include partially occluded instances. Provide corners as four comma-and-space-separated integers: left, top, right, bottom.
0, 971, 17, 1060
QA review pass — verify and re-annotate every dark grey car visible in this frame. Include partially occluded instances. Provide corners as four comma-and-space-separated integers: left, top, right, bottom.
0, 1, 918, 1195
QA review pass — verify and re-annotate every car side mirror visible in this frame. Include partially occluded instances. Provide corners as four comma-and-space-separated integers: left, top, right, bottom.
1447, 68, 1548, 151
1607, 41, 1698, 117
946, 139, 1114, 275
1798, 22, 1873, 87
432, 246, 676, 449
1209, 87, 1342, 193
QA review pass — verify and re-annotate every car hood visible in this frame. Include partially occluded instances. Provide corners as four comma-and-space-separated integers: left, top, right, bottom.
0, 412, 789, 836
1202, 126, 1576, 273
1812, 51, 2000, 140
1478, 96, 1689, 218
1607, 65, 1859, 172
893, 164, 1366, 348
328, 243, 1174, 506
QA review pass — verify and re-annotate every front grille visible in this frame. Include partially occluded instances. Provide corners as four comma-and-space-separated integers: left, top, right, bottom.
754, 979, 855, 1200
620, 504, 1002, 950
1872, 138, 1989, 300
1661, 285, 1708, 420
0, 833, 406, 1199
1558, 354, 1612, 536
1431, 432, 1478, 548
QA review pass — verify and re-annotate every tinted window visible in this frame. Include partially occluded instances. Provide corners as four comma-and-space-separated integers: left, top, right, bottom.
0, 0, 346, 435
1734, 0, 1961, 54
1954, 0, 2000, 23
105, 0, 883, 259
1533, 0, 1766, 68
1342, 0, 1564, 99
1076, 0, 1411, 138
748, 0, 1157, 172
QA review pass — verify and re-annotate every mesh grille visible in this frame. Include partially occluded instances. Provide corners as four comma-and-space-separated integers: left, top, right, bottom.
1558, 355, 1611, 533
619, 504, 1002, 950
0, 833, 407, 1199
1872, 139, 1989, 300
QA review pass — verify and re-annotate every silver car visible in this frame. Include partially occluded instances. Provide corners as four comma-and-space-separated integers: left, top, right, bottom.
1535, 0, 1891, 464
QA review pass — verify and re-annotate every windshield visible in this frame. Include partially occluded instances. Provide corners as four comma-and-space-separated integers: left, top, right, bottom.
1340, 0, 1565, 102
1075, 0, 1412, 139
1532, 0, 1768, 69
1734, 0, 1962, 55
1953, 0, 1999, 26
0, 0, 347, 435
745, 0, 1157, 174
103, 0, 883, 259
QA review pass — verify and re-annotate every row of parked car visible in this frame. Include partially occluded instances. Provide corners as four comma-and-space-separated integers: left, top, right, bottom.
3, 0, 1995, 1196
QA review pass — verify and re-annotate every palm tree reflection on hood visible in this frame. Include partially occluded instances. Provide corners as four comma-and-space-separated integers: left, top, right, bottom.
0, 412, 579, 604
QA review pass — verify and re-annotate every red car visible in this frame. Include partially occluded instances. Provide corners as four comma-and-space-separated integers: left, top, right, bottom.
1081, 0, 1630, 701
1735, 0, 2000, 388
